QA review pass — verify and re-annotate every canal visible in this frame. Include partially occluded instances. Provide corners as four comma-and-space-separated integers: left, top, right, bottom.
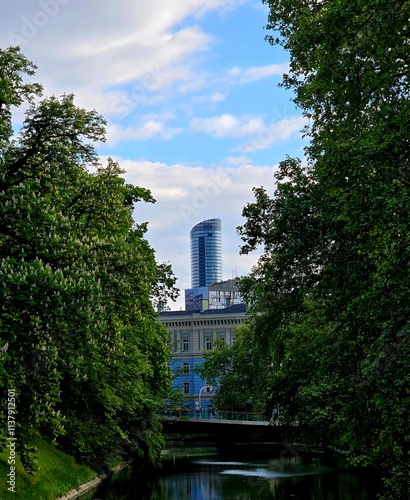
87, 442, 384, 499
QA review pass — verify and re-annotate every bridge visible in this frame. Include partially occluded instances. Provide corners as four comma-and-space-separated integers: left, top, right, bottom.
162, 409, 269, 424
161, 410, 292, 439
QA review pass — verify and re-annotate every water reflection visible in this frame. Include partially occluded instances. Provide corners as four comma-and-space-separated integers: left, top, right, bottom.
90, 444, 383, 499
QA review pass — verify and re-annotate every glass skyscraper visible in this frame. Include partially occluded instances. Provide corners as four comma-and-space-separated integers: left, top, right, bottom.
190, 218, 222, 288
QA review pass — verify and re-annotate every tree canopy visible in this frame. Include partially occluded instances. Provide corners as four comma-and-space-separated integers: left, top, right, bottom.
0, 46, 178, 472
196, 324, 270, 412
227, 1, 410, 497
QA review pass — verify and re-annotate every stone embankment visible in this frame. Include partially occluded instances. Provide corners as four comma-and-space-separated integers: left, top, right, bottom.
58, 463, 127, 499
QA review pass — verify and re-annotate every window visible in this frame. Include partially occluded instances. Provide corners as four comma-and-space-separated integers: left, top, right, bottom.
206, 337, 213, 350
182, 338, 189, 351
183, 382, 190, 394
182, 362, 190, 374
217, 330, 226, 344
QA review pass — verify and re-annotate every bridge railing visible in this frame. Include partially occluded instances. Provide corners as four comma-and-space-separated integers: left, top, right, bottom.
161, 409, 266, 422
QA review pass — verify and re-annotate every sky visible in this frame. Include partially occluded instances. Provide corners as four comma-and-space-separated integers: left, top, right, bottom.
2, 0, 307, 310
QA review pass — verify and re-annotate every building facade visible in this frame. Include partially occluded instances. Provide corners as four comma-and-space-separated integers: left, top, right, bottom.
190, 218, 222, 288
184, 278, 243, 311
208, 279, 242, 309
158, 304, 247, 409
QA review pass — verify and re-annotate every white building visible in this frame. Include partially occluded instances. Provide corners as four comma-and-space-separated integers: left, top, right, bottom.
158, 303, 247, 408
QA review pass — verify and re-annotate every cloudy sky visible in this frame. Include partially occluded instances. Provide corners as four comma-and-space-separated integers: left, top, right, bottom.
3, 0, 307, 309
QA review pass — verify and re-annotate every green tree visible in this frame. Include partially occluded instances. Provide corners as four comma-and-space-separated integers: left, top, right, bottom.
196, 324, 268, 412
0, 46, 178, 472
236, 1, 410, 497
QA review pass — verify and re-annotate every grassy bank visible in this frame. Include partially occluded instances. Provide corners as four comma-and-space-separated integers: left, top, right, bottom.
0, 434, 96, 500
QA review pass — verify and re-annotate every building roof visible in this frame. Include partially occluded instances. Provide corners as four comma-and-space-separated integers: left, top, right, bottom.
201, 303, 246, 315
158, 303, 246, 318
158, 309, 200, 318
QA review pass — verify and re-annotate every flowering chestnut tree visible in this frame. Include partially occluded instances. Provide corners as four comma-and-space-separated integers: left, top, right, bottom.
0, 46, 178, 470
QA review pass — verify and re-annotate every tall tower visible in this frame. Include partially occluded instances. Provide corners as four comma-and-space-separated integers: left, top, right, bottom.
190, 218, 222, 288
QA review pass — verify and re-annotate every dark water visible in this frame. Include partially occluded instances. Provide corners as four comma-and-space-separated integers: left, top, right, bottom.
88, 443, 384, 499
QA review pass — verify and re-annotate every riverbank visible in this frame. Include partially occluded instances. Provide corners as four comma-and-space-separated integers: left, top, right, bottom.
0, 433, 96, 499
58, 463, 127, 500
1, 432, 178, 500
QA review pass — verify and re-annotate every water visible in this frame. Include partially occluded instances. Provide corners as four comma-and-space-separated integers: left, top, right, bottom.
89, 443, 384, 499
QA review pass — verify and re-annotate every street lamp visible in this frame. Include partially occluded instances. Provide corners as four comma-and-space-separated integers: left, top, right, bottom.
198, 384, 213, 411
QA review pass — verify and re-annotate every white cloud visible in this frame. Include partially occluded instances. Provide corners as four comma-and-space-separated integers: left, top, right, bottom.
2, 1, 289, 128
190, 114, 265, 138
227, 63, 289, 83
239, 63, 290, 82
1, 0, 219, 117
189, 113, 306, 149
106, 122, 182, 145
191, 92, 226, 104
223, 155, 253, 166
240, 116, 307, 152
196, 0, 251, 20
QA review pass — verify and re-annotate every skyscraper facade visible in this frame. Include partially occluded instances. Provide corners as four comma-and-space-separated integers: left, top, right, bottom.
190, 218, 222, 288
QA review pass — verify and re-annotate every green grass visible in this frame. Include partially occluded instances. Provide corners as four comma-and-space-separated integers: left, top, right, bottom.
0, 433, 96, 499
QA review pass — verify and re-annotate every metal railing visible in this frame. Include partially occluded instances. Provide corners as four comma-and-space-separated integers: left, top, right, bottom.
161, 409, 267, 423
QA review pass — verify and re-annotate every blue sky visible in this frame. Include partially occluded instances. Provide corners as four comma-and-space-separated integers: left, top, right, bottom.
3, 0, 307, 309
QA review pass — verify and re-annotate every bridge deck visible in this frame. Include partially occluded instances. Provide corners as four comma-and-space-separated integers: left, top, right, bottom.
162, 410, 271, 426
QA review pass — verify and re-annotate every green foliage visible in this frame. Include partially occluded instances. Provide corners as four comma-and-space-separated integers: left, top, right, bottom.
196, 325, 268, 412
235, 1, 410, 497
0, 433, 96, 499
167, 388, 185, 409
0, 47, 178, 472
18, 443, 39, 475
